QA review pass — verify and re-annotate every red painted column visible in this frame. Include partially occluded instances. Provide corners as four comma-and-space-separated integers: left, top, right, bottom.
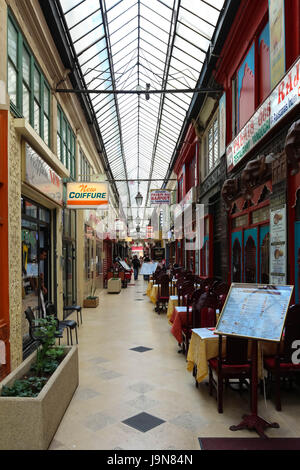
0, 110, 10, 379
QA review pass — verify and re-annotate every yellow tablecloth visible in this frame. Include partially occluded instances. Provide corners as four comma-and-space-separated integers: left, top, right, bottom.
146, 281, 154, 297
187, 330, 278, 384
167, 296, 178, 323
150, 284, 159, 304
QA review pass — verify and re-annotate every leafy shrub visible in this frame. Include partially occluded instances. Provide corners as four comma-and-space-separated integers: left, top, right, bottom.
1, 377, 47, 397
0, 316, 66, 397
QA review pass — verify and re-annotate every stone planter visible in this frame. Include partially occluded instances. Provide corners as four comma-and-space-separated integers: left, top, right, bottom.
0, 345, 78, 450
83, 297, 99, 308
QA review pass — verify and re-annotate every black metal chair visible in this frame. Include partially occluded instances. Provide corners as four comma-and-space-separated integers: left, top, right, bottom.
24, 306, 64, 346
63, 294, 82, 326
40, 291, 78, 345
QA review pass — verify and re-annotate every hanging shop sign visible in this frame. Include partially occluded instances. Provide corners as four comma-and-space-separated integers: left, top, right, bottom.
25, 143, 63, 205
270, 205, 287, 284
226, 56, 300, 171
146, 225, 154, 238
150, 189, 170, 205
66, 182, 109, 209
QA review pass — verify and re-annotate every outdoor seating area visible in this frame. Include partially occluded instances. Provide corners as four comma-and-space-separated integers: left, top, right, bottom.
145, 267, 300, 418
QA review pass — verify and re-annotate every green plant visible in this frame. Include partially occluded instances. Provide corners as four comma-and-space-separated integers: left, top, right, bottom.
87, 280, 97, 299
0, 317, 66, 398
33, 316, 59, 377
1, 377, 48, 397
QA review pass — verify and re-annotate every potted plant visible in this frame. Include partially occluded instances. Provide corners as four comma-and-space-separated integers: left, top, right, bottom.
0, 316, 78, 450
83, 282, 99, 308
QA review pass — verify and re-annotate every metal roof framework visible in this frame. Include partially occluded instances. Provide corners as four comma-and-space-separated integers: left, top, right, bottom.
56, 0, 225, 230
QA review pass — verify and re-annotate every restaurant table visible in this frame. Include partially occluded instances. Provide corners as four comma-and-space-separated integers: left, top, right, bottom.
170, 306, 193, 344
167, 296, 178, 323
149, 284, 159, 304
187, 328, 278, 384
146, 280, 154, 297
170, 306, 219, 344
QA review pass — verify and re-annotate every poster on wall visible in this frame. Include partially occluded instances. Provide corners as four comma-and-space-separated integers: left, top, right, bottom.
269, 0, 286, 89
270, 205, 287, 284
219, 92, 226, 156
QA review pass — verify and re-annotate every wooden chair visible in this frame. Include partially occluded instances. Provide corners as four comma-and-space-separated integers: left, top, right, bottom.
182, 291, 219, 356
208, 335, 251, 413
263, 304, 300, 411
155, 274, 170, 314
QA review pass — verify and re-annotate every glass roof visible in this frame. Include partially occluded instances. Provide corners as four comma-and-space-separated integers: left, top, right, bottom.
59, 0, 225, 227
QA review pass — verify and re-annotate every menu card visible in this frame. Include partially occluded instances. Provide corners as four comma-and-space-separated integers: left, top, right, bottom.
215, 283, 293, 342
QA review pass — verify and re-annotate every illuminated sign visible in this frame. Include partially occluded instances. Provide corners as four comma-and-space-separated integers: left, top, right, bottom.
66, 182, 109, 209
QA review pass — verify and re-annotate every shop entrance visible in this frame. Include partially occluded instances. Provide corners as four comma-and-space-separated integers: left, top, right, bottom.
63, 209, 76, 307
22, 197, 51, 357
231, 203, 270, 284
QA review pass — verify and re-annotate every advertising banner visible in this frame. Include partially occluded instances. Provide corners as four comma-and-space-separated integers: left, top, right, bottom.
226, 56, 300, 171
25, 143, 63, 205
150, 189, 170, 205
270, 205, 287, 284
66, 182, 109, 209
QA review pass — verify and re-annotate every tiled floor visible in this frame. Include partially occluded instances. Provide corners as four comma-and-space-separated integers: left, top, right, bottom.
49, 279, 300, 450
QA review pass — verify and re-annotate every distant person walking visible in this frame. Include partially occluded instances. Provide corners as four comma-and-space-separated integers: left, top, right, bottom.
132, 255, 141, 281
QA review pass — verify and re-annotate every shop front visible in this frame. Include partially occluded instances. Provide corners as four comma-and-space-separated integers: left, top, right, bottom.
21, 142, 64, 357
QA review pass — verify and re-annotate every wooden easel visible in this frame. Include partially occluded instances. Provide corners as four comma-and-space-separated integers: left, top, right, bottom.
229, 339, 279, 438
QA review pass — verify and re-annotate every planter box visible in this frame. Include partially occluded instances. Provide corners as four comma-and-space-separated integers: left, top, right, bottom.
83, 297, 99, 308
107, 278, 121, 293
0, 345, 78, 450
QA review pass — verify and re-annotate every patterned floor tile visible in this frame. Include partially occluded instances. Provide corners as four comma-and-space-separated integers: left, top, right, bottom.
122, 412, 165, 433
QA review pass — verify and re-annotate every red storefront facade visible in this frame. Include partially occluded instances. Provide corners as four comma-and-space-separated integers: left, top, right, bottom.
214, 0, 300, 298
173, 124, 199, 272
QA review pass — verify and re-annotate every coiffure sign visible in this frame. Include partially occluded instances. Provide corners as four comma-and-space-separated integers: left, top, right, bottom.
66, 182, 109, 209
227, 56, 300, 171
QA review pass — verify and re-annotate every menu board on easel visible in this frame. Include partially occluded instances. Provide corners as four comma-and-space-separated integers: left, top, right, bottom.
215, 283, 293, 342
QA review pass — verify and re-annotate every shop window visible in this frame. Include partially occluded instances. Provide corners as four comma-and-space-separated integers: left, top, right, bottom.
204, 114, 219, 174
25, 200, 37, 218
7, 13, 51, 146
232, 239, 242, 282
244, 236, 256, 282
57, 106, 76, 178
79, 148, 93, 182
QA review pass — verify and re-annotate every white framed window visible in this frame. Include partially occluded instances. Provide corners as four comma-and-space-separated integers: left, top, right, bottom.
203, 112, 219, 175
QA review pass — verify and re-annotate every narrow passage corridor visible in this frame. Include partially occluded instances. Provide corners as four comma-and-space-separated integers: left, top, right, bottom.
50, 280, 300, 450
